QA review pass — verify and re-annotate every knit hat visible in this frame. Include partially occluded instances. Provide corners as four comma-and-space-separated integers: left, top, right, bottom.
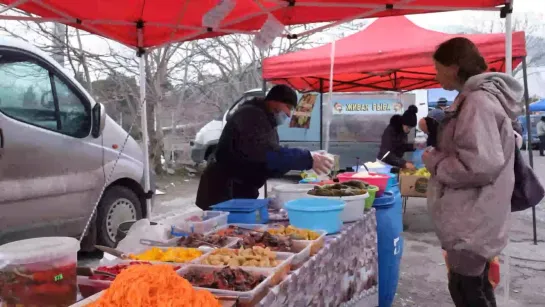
401, 105, 418, 127
427, 109, 446, 123
265, 85, 298, 108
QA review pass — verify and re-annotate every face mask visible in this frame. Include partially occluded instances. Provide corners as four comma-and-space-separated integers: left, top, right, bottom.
274, 112, 289, 125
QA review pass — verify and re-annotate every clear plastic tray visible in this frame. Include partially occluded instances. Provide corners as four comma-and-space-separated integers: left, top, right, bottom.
77, 260, 185, 298
265, 225, 327, 256
165, 235, 241, 249
170, 211, 229, 235
197, 248, 295, 285
178, 264, 274, 305
291, 240, 312, 269
207, 223, 268, 237
127, 246, 208, 265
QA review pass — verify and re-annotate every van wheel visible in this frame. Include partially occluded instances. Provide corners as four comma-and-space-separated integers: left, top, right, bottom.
97, 186, 142, 247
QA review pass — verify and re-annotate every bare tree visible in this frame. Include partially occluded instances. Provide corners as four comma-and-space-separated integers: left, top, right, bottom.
462, 14, 545, 75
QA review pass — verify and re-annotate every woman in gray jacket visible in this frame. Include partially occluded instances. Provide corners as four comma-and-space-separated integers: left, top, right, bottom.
423, 37, 523, 307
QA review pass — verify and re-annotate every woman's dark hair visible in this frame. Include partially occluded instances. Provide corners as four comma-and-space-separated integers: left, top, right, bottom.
433, 37, 488, 82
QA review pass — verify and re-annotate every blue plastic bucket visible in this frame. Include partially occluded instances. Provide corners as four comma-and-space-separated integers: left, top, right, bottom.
284, 198, 345, 234
373, 192, 404, 307
211, 199, 269, 224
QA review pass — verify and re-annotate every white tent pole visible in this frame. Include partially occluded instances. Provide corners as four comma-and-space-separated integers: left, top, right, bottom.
505, 3, 513, 75
137, 25, 151, 218
324, 36, 336, 153
139, 55, 151, 218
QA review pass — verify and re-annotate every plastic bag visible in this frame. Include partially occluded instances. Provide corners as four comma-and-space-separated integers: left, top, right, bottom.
115, 219, 171, 254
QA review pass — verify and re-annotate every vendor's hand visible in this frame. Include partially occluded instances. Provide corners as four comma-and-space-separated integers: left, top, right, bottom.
311, 152, 334, 175
422, 148, 434, 163
415, 142, 427, 150
404, 162, 416, 171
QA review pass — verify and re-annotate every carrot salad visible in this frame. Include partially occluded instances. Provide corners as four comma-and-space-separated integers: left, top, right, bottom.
88, 265, 221, 307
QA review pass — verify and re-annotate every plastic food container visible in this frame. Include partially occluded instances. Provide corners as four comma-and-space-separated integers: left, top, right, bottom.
365, 185, 379, 211
170, 210, 229, 236
166, 234, 240, 248
127, 247, 206, 265
337, 172, 390, 196
308, 192, 369, 222
291, 240, 313, 269
209, 224, 268, 237
266, 225, 327, 256
198, 248, 294, 285
284, 198, 345, 234
211, 199, 269, 224
270, 184, 316, 209
0, 237, 79, 306
178, 265, 274, 306
77, 260, 184, 298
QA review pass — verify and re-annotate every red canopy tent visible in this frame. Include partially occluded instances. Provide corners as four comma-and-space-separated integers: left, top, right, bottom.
0, 0, 506, 49
263, 15, 527, 92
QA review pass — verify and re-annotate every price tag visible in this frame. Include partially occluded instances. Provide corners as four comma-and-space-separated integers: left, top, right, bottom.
253, 14, 285, 51
202, 0, 237, 29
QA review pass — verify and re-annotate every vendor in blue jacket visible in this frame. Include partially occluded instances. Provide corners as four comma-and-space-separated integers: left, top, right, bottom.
196, 85, 333, 210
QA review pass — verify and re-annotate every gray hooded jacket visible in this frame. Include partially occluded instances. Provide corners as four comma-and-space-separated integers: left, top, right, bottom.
423, 73, 523, 276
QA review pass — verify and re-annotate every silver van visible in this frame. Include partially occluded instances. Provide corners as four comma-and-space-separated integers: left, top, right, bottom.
0, 37, 154, 248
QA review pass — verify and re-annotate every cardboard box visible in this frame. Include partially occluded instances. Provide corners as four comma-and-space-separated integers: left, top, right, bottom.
399, 174, 429, 197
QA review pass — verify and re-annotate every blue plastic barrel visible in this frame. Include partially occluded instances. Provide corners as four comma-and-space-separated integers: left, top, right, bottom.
387, 174, 403, 222
373, 191, 404, 307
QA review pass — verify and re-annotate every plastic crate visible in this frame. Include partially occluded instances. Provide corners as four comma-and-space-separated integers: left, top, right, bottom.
211, 199, 269, 224
170, 211, 229, 236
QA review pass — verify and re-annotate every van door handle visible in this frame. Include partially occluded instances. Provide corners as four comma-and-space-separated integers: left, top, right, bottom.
0, 128, 3, 148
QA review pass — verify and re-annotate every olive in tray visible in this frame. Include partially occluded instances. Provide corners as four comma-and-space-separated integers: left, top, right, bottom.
183, 267, 266, 292
176, 233, 230, 248
307, 182, 367, 197
234, 232, 294, 252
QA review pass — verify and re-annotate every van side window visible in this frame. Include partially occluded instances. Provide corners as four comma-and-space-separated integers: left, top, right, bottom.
0, 53, 91, 137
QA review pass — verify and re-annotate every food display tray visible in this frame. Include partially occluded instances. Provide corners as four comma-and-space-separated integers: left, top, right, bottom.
178, 264, 274, 306
76, 260, 185, 298
120, 246, 209, 266
265, 225, 327, 256
291, 240, 312, 269
170, 210, 230, 235
197, 248, 295, 286
165, 234, 241, 248
207, 223, 268, 236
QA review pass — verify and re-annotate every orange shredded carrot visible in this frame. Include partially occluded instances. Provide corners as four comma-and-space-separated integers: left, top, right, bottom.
88, 265, 221, 307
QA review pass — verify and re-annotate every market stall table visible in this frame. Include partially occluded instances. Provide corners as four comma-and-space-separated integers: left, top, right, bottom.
74, 210, 378, 306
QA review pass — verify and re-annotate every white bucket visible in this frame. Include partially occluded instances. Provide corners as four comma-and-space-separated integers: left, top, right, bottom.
308, 193, 369, 222
270, 184, 317, 209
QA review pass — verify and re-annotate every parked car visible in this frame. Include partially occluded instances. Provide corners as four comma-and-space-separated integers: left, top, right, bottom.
191, 88, 424, 169
518, 114, 542, 150
0, 37, 154, 249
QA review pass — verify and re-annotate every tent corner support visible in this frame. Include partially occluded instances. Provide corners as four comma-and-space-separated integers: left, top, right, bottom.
137, 48, 152, 219
521, 56, 538, 246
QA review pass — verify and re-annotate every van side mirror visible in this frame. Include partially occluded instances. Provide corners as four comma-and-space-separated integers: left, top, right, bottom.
91, 103, 107, 138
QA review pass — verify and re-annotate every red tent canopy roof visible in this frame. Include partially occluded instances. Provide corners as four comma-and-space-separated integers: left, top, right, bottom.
263, 15, 526, 92
0, 0, 506, 49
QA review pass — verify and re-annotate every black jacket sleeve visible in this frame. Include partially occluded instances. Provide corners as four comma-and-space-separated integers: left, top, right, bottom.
230, 107, 313, 177
378, 126, 407, 168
